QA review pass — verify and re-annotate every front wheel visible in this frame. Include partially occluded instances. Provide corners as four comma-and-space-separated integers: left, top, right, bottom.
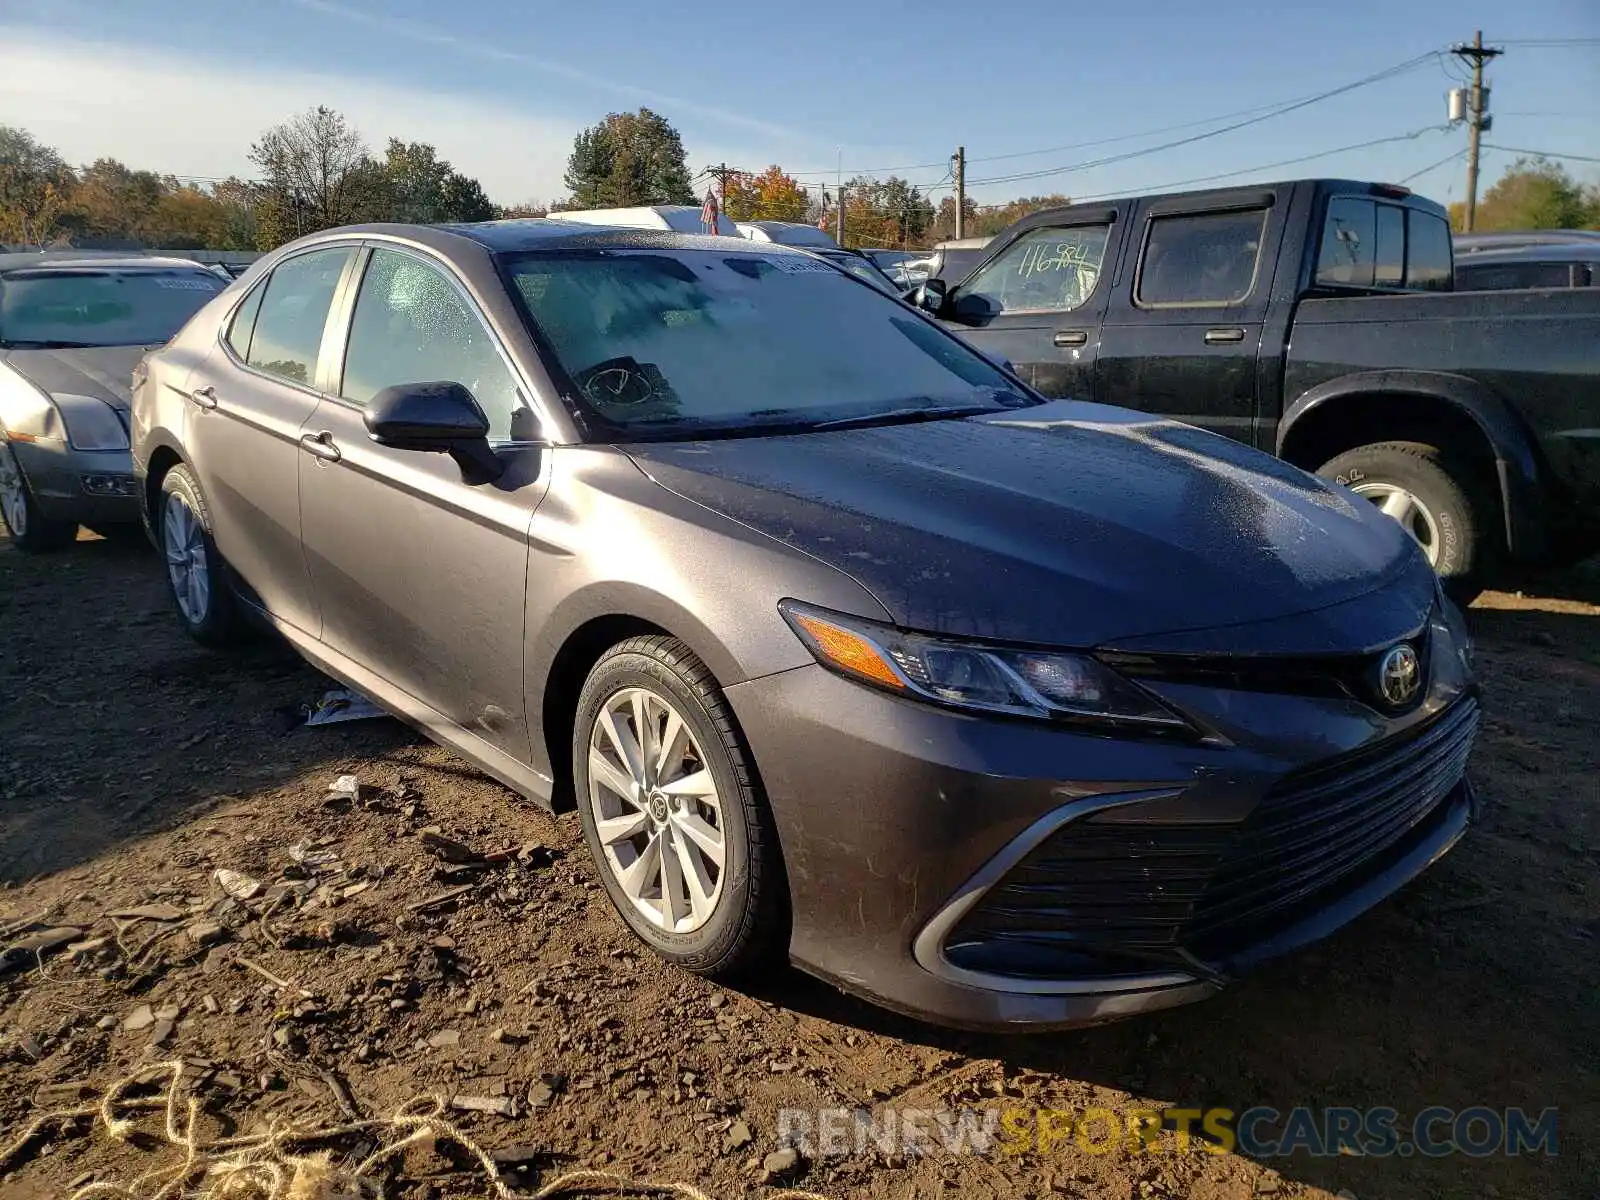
159, 464, 243, 646
1318, 441, 1493, 602
0, 443, 78, 553
573, 635, 786, 979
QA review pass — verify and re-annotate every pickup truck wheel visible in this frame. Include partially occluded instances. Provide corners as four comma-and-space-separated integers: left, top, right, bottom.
1318, 442, 1490, 597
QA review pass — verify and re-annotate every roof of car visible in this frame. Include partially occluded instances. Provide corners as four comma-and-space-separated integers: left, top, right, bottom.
1454, 229, 1600, 253
305, 220, 807, 256
0, 251, 212, 273
1454, 243, 1600, 266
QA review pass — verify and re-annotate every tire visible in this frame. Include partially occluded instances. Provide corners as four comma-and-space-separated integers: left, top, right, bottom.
158, 464, 243, 646
1318, 441, 1493, 601
573, 635, 786, 979
0, 442, 79, 553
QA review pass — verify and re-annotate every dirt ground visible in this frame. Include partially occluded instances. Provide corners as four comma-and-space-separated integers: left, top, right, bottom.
1, 528, 1595, 1200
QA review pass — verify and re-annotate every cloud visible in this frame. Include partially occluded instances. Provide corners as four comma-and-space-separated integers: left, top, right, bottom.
0, 29, 579, 203
288, 0, 819, 146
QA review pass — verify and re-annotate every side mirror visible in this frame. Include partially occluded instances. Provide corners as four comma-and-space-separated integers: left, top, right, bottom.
913, 278, 948, 316
364, 381, 504, 484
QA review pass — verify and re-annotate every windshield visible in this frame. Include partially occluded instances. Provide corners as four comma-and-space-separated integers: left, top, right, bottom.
0, 267, 225, 348
500, 247, 1036, 439
821, 251, 900, 294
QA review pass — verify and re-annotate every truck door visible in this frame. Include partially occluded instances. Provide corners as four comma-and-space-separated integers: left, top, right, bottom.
1095, 191, 1285, 443
939, 210, 1117, 399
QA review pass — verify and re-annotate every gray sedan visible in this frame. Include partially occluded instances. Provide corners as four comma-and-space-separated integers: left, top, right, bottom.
0, 254, 226, 550
132, 221, 1476, 1031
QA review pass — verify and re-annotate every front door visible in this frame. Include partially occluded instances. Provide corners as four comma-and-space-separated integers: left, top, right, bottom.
940, 218, 1115, 399
1095, 202, 1279, 442
183, 246, 356, 632
296, 245, 549, 763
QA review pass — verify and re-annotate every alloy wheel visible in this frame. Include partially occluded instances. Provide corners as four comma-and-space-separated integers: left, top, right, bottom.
163, 491, 210, 624
0, 444, 28, 536
1352, 480, 1441, 567
586, 686, 726, 934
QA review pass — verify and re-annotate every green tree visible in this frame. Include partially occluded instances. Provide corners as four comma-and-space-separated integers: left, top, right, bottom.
0, 125, 75, 247
439, 172, 495, 222
67, 158, 164, 242
563, 109, 696, 208
249, 106, 374, 244
971, 194, 1073, 238
1448, 158, 1599, 231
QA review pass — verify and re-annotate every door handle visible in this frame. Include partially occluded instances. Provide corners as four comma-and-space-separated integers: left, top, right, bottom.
298, 431, 342, 463
1053, 329, 1089, 347
189, 385, 217, 410
1204, 327, 1246, 345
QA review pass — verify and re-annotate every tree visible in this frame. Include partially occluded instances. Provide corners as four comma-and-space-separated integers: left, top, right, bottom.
380, 139, 454, 223
971, 194, 1073, 238
833, 175, 935, 247
249, 106, 374, 242
1448, 158, 1600, 232
498, 200, 550, 219
0, 126, 75, 247
439, 172, 495, 223
68, 158, 164, 242
927, 194, 978, 243
750, 165, 809, 223
563, 109, 696, 208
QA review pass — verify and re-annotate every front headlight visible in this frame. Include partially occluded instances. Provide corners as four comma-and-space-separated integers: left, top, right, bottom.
53, 394, 129, 451
779, 600, 1191, 731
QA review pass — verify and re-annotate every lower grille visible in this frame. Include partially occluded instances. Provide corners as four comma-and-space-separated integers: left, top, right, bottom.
942, 697, 1478, 980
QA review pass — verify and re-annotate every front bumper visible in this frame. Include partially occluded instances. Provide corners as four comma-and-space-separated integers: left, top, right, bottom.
10, 437, 140, 525
725, 600, 1477, 1031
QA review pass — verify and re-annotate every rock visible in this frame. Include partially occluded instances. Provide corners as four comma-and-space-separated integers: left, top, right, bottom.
95, 1015, 118, 1031
427, 1029, 461, 1049
328, 775, 361, 799
14, 1032, 43, 1062
761, 1147, 802, 1181
1336, 1191, 1358, 1199
422, 831, 480, 864
148, 1019, 175, 1047
1255, 1173, 1282, 1195
154, 1003, 181, 1021
34, 1081, 93, 1106
122, 1004, 156, 1033
187, 922, 227, 947
214, 869, 263, 902
527, 1080, 556, 1108
491, 1145, 543, 1166
201, 994, 219, 1015
723, 1119, 753, 1153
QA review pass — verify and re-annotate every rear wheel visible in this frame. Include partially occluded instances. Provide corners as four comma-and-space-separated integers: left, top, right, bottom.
159, 464, 242, 646
0, 443, 78, 553
1318, 441, 1492, 602
573, 635, 785, 979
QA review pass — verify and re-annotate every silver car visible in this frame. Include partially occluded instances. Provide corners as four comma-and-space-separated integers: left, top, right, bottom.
0, 253, 226, 551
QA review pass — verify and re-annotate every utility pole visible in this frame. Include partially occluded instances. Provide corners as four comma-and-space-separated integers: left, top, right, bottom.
708, 163, 740, 212
1451, 31, 1503, 232
953, 146, 966, 239
836, 185, 846, 245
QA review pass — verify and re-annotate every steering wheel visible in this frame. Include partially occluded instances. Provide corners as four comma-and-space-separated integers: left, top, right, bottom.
573, 356, 661, 410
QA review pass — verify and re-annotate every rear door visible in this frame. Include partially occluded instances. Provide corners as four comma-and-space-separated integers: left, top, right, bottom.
939, 211, 1118, 399
182, 245, 356, 632
296, 243, 547, 763
1095, 191, 1285, 442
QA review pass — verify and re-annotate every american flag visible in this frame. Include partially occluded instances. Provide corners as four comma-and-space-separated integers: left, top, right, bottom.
701, 190, 720, 233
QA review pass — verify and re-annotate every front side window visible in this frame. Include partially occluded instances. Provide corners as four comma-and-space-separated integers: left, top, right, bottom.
246, 248, 352, 386
341, 249, 528, 440
957, 226, 1110, 315
502, 247, 1034, 439
0, 267, 224, 349
1138, 209, 1265, 306
1406, 212, 1454, 291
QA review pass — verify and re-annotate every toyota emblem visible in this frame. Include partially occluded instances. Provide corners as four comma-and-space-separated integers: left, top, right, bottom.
1377, 643, 1422, 707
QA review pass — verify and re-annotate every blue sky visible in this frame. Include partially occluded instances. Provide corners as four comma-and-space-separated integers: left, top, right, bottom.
1, 0, 1594, 209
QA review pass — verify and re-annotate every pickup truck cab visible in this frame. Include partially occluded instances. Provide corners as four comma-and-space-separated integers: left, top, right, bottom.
919, 179, 1600, 593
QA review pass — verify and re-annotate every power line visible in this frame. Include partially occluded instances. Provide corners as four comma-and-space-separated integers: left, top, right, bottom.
1399, 147, 1468, 184
966, 51, 1443, 187
1481, 144, 1600, 163
1494, 37, 1600, 46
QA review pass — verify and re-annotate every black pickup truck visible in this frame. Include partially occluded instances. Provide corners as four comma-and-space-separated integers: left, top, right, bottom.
915, 179, 1599, 594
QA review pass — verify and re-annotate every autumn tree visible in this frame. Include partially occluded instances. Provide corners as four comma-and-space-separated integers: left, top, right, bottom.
1448, 158, 1600, 231
721, 165, 809, 223
971, 194, 1073, 238
833, 175, 935, 246
563, 109, 696, 208
68, 158, 164, 242
927, 194, 979, 243
249, 106, 374, 244
0, 125, 74, 246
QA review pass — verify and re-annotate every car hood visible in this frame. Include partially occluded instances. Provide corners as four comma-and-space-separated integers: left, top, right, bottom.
1, 346, 149, 410
626, 400, 1430, 649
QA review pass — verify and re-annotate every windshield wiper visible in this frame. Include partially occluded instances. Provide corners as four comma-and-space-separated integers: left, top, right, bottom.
2, 339, 104, 349
810, 404, 996, 431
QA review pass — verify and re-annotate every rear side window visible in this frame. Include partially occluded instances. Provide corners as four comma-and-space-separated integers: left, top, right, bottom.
245, 248, 352, 386
1406, 213, 1453, 291
1317, 198, 1376, 286
1456, 261, 1576, 290
1137, 210, 1265, 306
956, 226, 1111, 315
225, 281, 266, 360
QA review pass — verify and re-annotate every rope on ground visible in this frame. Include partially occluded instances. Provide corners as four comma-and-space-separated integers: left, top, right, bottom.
0, 1062, 834, 1199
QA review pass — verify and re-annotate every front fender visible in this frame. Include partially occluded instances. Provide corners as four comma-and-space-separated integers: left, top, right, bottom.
1279, 369, 1546, 556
